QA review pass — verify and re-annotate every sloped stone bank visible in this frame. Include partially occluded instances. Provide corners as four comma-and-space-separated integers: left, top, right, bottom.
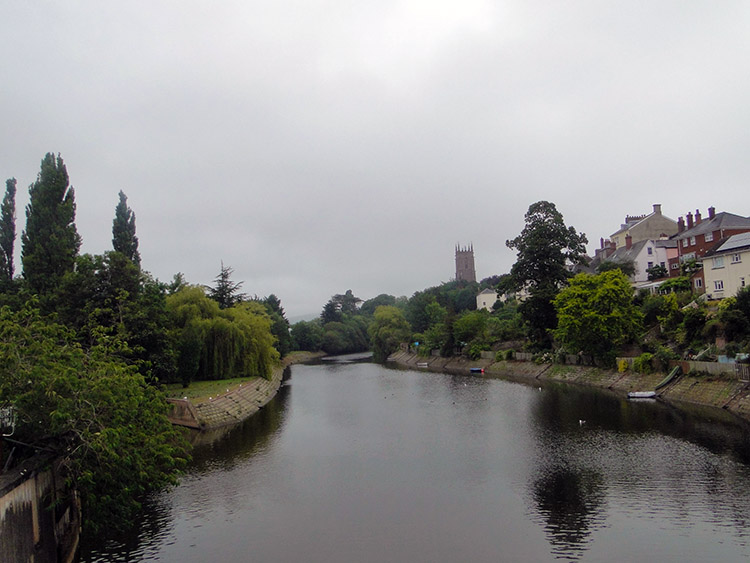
388, 351, 750, 424
168, 352, 323, 430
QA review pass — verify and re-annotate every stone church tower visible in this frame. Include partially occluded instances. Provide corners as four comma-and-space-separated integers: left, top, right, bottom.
455, 243, 476, 282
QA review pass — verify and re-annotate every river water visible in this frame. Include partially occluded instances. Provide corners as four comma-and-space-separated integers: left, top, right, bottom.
82, 360, 750, 562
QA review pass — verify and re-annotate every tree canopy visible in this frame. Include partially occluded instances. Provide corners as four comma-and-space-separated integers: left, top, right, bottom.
0, 304, 188, 533
208, 261, 247, 309
112, 190, 140, 265
506, 201, 588, 346
0, 178, 16, 284
369, 305, 411, 362
553, 270, 643, 365
21, 153, 81, 296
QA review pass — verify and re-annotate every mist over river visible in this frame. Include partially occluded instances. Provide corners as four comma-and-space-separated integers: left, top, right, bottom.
82, 361, 750, 562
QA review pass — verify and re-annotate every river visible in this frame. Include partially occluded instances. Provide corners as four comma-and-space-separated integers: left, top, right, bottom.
81, 360, 750, 562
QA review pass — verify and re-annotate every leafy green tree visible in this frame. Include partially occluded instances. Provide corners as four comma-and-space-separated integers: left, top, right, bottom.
553, 270, 642, 365
0, 178, 16, 285
506, 201, 588, 346
321, 298, 343, 324
21, 153, 82, 297
360, 293, 397, 316
646, 264, 668, 281
208, 261, 247, 309
291, 319, 324, 351
54, 252, 176, 382
453, 310, 488, 345
112, 190, 140, 265
167, 287, 278, 383
261, 294, 293, 357
369, 305, 411, 362
0, 304, 188, 533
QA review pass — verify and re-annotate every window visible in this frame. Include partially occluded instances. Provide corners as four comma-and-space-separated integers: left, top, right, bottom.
647, 247, 653, 255
714, 280, 724, 291
671, 263, 679, 270
660, 262, 665, 268
742, 277, 746, 288
732, 253, 742, 264
647, 261, 654, 269
713, 256, 724, 268
705, 232, 714, 242
690, 236, 696, 246
695, 278, 703, 288
683, 239, 689, 248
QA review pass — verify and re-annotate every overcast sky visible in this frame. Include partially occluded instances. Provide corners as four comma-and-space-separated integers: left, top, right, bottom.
2, 2, 749, 319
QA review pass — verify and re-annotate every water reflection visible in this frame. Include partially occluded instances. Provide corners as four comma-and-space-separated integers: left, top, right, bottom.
531, 467, 606, 561
79, 382, 290, 562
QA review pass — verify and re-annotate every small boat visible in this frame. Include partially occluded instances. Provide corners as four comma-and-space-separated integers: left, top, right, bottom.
417, 362, 429, 368
469, 367, 484, 374
627, 391, 657, 399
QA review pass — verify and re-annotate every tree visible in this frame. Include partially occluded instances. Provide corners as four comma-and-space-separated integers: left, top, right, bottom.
112, 190, 140, 265
21, 153, 82, 296
0, 178, 16, 284
0, 303, 188, 533
553, 270, 643, 365
646, 264, 668, 281
291, 319, 324, 352
506, 201, 588, 346
369, 305, 411, 362
208, 261, 247, 309
262, 294, 293, 357
167, 286, 278, 384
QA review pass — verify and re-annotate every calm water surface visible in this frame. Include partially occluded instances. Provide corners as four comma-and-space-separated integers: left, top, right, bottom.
82, 361, 750, 562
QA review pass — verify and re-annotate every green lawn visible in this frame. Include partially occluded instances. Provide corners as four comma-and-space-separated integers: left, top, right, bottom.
164, 375, 262, 403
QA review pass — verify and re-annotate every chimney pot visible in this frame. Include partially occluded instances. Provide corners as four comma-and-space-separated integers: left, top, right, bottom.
708, 206, 716, 219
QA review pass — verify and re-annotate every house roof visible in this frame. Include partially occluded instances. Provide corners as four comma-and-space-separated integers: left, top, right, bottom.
607, 239, 649, 263
674, 212, 750, 239
710, 232, 750, 255
477, 288, 497, 295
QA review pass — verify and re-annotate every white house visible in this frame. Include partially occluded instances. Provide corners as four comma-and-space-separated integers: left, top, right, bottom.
476, 288, 499, 311
702, 232, 750, 299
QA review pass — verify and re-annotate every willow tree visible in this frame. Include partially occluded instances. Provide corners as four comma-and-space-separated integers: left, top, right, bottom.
167, 287, 278, 385
21, 153, 81, 296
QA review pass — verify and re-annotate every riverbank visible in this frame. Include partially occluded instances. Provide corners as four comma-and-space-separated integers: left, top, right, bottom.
388, 350, 750, 423
167, 351, 324, 430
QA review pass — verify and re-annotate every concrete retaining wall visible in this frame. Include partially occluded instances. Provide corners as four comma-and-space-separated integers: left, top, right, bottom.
0, 453, 80, 563
168, 367, 284, 430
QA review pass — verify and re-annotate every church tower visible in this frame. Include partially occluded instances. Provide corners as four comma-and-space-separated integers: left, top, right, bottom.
455, 243, 476, 282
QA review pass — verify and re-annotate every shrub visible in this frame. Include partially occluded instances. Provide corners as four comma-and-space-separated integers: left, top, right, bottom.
632, 352, 654, 374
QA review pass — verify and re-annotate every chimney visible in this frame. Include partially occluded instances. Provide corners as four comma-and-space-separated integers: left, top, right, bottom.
678, 217, 685, 233
708, 206, 715, 219
625, 234, 632, 250
687, 212, 693, 229
600, 237, 605, 249
653, 203, 662, 215
695, 209, 701, 224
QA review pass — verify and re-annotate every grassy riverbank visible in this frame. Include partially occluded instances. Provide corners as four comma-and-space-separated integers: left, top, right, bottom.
388, 350, 750, 424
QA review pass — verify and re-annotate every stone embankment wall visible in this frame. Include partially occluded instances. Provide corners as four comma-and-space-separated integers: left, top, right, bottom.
0, 453, 80, 563
168, 367, 283, 430
388, 350, 750, 424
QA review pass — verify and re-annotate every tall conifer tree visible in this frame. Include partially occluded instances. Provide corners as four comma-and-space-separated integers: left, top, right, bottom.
112, 190, 140, 265
21, 153, 82, 295
0, 178, 16, 284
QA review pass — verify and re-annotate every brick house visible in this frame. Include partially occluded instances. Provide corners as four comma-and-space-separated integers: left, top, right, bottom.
672, 207, 750, 292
